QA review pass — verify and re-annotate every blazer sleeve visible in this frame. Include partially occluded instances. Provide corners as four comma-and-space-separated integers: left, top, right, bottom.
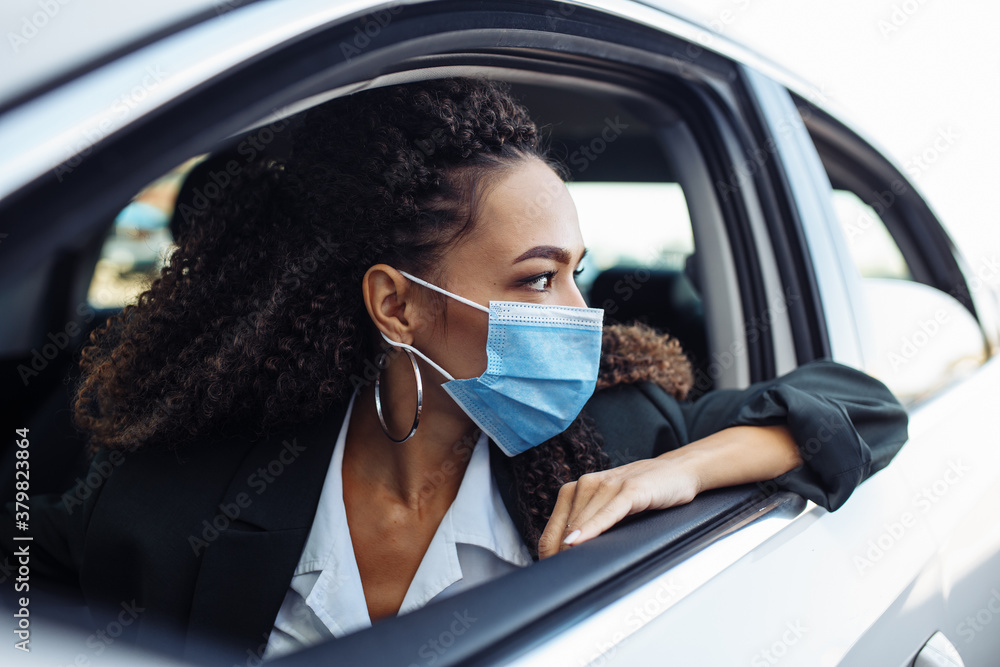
678, 359, 909, 511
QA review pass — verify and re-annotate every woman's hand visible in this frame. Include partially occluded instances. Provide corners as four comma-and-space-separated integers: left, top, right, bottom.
537, 456, 701, 558
537, 424, 803, 559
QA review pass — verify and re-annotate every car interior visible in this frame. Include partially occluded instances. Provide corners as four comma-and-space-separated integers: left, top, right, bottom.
1, 75, 738, 499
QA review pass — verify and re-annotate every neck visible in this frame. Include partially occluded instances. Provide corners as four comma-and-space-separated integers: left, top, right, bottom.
343, 366, 478, 510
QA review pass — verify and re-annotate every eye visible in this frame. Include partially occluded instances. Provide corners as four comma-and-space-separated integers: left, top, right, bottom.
521, 272, 555, 291
573, 266, 584, 279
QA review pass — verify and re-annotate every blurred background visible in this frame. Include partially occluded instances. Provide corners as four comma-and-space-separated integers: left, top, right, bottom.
664, 0, 999, 285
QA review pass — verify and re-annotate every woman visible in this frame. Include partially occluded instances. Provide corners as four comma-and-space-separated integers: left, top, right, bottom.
7, 78, 906, 662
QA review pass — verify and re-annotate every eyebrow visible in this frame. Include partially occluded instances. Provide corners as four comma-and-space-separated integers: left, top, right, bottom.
512, 246, 588, 265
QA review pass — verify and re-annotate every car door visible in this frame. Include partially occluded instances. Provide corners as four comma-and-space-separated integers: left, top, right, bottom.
585, 67, 1000, 667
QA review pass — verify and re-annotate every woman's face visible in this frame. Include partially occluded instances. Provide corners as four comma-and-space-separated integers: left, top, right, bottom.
415, 157, 589, 382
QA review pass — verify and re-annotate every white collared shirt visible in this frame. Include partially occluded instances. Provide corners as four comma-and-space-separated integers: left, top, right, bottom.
263, 392, 533, 660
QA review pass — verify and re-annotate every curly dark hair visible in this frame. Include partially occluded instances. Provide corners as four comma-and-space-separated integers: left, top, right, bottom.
72, 76, 621, 551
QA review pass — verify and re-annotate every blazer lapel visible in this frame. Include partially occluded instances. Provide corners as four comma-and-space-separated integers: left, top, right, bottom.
184, 399, 349, 661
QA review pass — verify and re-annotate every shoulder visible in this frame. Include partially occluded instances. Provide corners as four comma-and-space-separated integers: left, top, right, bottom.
86, 400, 348, 539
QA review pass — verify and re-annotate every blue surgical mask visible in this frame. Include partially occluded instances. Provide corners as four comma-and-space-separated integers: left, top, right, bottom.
379, 270, 604, 456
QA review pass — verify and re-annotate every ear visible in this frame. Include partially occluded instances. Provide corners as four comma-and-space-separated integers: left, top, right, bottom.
362, 264, 426, 345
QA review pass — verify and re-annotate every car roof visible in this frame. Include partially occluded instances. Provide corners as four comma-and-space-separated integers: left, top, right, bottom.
1, 0, 230, 109
1, 0, 827, 113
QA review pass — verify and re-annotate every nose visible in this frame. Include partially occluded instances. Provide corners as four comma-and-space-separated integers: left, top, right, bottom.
564, 279, 589, 309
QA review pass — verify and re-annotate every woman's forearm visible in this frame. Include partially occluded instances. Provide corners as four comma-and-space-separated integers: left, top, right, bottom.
659, 425, 804, 495
539, 424, 805, 557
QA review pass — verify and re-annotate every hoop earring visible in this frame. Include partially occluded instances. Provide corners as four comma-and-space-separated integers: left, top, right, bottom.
374, 348, 422, 443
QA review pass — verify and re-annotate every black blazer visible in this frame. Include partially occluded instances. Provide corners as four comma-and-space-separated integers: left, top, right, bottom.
2, 360, 907, 662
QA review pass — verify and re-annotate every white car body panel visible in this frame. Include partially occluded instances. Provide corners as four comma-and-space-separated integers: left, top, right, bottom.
600, 357, 1000, 666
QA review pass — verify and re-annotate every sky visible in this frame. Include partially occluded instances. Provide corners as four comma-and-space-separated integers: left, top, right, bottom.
663, 0, 1000, 285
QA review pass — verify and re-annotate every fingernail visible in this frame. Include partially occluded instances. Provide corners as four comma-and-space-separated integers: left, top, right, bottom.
563, 529, 581, 545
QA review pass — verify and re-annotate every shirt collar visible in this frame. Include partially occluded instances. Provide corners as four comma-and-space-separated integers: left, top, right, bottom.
447, 430, 533, 565
396, 430, 532, 614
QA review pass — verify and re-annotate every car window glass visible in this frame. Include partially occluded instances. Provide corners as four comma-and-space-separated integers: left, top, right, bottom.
567, 180, 705, 375
566, 178, 704, 390
86, 159, 199, 309
802, 122, 986, 404
830, 189, 912, 280
567, 181, 694, 293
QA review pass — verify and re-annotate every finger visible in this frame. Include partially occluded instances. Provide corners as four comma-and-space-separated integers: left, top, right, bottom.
557, 473, 620, 553
564, 477, 626, 540
565, 490, 635, 547
539, 481, 576, 559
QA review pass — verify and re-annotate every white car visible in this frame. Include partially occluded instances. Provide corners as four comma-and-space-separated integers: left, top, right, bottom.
1, 1, 999, 665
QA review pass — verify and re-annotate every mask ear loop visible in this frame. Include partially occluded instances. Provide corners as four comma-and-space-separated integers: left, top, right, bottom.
373, 271, 487, 442
379, 332, 456, 381
398, 270, 491, 314
375, 333, 456, 444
